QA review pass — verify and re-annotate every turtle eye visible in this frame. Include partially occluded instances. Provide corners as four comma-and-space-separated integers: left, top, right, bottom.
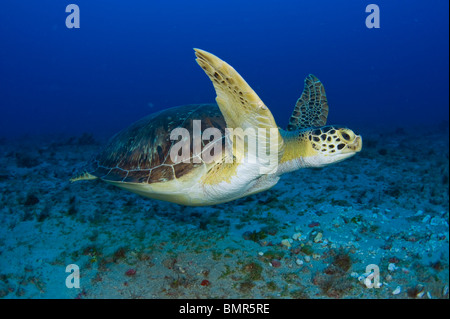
341, 132, 351, 141
340, 129, 356, 141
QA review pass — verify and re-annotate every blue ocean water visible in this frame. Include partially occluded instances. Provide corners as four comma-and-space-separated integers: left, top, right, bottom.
0, 0, 448, 138
0, 0, 448, 301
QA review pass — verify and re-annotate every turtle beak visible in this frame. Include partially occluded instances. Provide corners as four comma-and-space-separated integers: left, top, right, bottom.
336, 128, 362, 154
348, 135, 362, 153
331, 134, 362, 164
349, 135, 362, 152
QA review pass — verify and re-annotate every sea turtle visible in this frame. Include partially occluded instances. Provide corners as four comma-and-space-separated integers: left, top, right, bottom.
71, 49, 362, 206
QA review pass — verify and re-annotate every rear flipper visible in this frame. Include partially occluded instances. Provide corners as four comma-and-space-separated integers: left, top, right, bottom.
70, 171, 98, 183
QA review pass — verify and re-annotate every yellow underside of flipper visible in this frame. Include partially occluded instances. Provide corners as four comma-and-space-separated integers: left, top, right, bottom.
194, 49, 284, 162
201, 156, 238, 186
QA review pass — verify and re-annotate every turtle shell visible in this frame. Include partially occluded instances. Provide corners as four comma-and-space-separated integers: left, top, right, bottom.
86, 103, 226, 184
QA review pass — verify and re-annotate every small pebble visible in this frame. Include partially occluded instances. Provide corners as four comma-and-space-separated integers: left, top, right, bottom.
392, 286, 401, 295
350, 272, 359, 278
270, 260, 281, 268
442, 285, 449, 298
388, 263, 397, 272
125, 269, 136, 276
200, 279, 211, 286
258, 251, 264, 256
304, 256, 311, 262
430, 217, 441, 226
313, 232, 323, 243
308, 221, 320, 228
292, 232, 302, 241
295, 259, 303, 266
281, 239, 291, 248
422, 215, 431, 223
415, 284, 425, 298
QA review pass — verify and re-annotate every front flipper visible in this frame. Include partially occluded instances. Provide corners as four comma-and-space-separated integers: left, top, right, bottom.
287, 74, 329, 131
194, 49, 284, 171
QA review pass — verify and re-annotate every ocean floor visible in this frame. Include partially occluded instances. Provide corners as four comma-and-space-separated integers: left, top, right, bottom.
0, 123, 448, 299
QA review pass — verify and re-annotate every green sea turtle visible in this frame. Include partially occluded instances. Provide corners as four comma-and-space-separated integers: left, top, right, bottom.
71, 49, 362, 206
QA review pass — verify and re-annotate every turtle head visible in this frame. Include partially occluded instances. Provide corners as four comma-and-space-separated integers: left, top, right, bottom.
278, 125, 362, 172
280, 74, 362, 172
300, 125, 362, 167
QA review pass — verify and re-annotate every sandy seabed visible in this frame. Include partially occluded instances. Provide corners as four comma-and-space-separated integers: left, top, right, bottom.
0, 124, 448, 299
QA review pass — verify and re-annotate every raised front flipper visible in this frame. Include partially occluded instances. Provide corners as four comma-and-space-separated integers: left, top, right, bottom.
194, 48, 284, 172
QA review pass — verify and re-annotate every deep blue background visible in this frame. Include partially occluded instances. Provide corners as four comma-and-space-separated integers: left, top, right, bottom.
0, 0, 448, 138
